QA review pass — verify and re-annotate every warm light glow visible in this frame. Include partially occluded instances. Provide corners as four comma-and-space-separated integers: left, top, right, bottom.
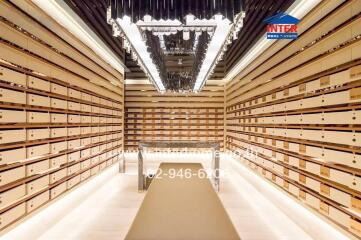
193, 16, 232, 91
33, 0, 125, 77
225, 153, 350, 240
116, 16, 166, 92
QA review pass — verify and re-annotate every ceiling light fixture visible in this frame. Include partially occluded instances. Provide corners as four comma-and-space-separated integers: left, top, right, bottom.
114, 16, 166, 92
107, 0, 245, 93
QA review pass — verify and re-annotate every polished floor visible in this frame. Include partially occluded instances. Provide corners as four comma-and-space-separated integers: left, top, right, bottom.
2, 153, 350, 240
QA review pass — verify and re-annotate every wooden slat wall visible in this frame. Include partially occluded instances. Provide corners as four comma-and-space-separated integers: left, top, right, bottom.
225, 0, 361, 237
0, 0, 124, 232
124, 83, 224, 151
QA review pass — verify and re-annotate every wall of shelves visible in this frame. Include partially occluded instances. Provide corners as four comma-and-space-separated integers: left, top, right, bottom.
225, 0, 361, 238
124, 83, 224, 151
0, 0, 124, 232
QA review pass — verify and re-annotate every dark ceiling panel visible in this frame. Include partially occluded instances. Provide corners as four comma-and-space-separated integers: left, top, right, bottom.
224, 0, 295, 73
64, 0, 126, 63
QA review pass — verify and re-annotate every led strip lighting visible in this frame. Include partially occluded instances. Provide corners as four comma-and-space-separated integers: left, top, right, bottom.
108, 9, 245, 92
33, 0, 126, 77
114, 16, 166, 92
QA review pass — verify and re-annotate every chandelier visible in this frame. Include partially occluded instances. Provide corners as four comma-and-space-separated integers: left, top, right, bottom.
107, 0, 245, 93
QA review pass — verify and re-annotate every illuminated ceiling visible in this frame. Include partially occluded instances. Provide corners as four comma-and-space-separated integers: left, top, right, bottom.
107, 0, 245, 92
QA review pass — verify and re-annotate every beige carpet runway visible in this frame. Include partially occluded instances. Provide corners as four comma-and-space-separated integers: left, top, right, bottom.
125, 162, 240, 240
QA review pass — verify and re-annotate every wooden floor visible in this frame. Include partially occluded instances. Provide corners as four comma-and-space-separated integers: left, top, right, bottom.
0, 153, 351, 240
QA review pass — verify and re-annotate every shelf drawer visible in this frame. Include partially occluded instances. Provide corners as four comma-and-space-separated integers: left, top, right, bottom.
92, 136, 100, 144
0, 202, 25, 229
80, 137, 91, 146
91, 126, 99, 133
91, 155, 99, 165
91, 165, 99, 175
68, 139, 80, 149
50, 141, 67, 154
81, 159, 91, 169
329, 205, 350, 228
27, 144, 49, 159
106, 134, 113, 141
51, 113, 67, 123
99, 117, 106, 123
50, 128, 67, 138
50, 182, 67, 199
68, 127, 80, 136
0, 88, 26, 104
81, 115, 91, 123
81, 148, 91, 158
26, 190, 49, 213
27, 76, 50, 92
0, 109, 26, 123
68, 151, 80, 162
68, 114, 80, 123
106, 159, 112, 166
50, 83, 67, 96
0, 166, 25, 187
26, 175, 49, 195
27, 112, 50, 123
99, 152, 107, 161
0, 148, 26, 165
50, 155, 67, 168
91, 106, 99, 113
99, 161, 107, 170
51, 98, 67, 109
0, 129, 26, 144
100, 108, 107, 114
68, 89, 80, 99
81, 127, 91, 135
67, 163, 80, 175
27, 159, 49, 177
50, 168, 67, 184
67, 174, 80, 189
288, 184, 299, 197
27, 94, 50, 107
329, 188, 351, 207
99, 135, 106, 142
68, 101, 80, 111
350, 176, 361, 192
27, 128, 49, 141
91, 146, 100, 154
81, 92, 91, 102
81, 170, 91, 181
323, 149, 361, 168
100, 98, 108, 106
0, 67, 26, 85
0, 184, 26, 209
91, 96, 100, 104
81, 104, 91, 112
305, 193, 320, 209
91, 116, 99, 123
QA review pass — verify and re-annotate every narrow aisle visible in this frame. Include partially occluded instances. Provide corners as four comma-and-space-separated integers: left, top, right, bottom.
1, 154, 350, 240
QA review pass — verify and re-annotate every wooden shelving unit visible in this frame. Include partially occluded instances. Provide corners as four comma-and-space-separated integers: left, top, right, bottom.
225, 1, 361, 237
124, 84, 224, 151
0, 1, 124, 232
